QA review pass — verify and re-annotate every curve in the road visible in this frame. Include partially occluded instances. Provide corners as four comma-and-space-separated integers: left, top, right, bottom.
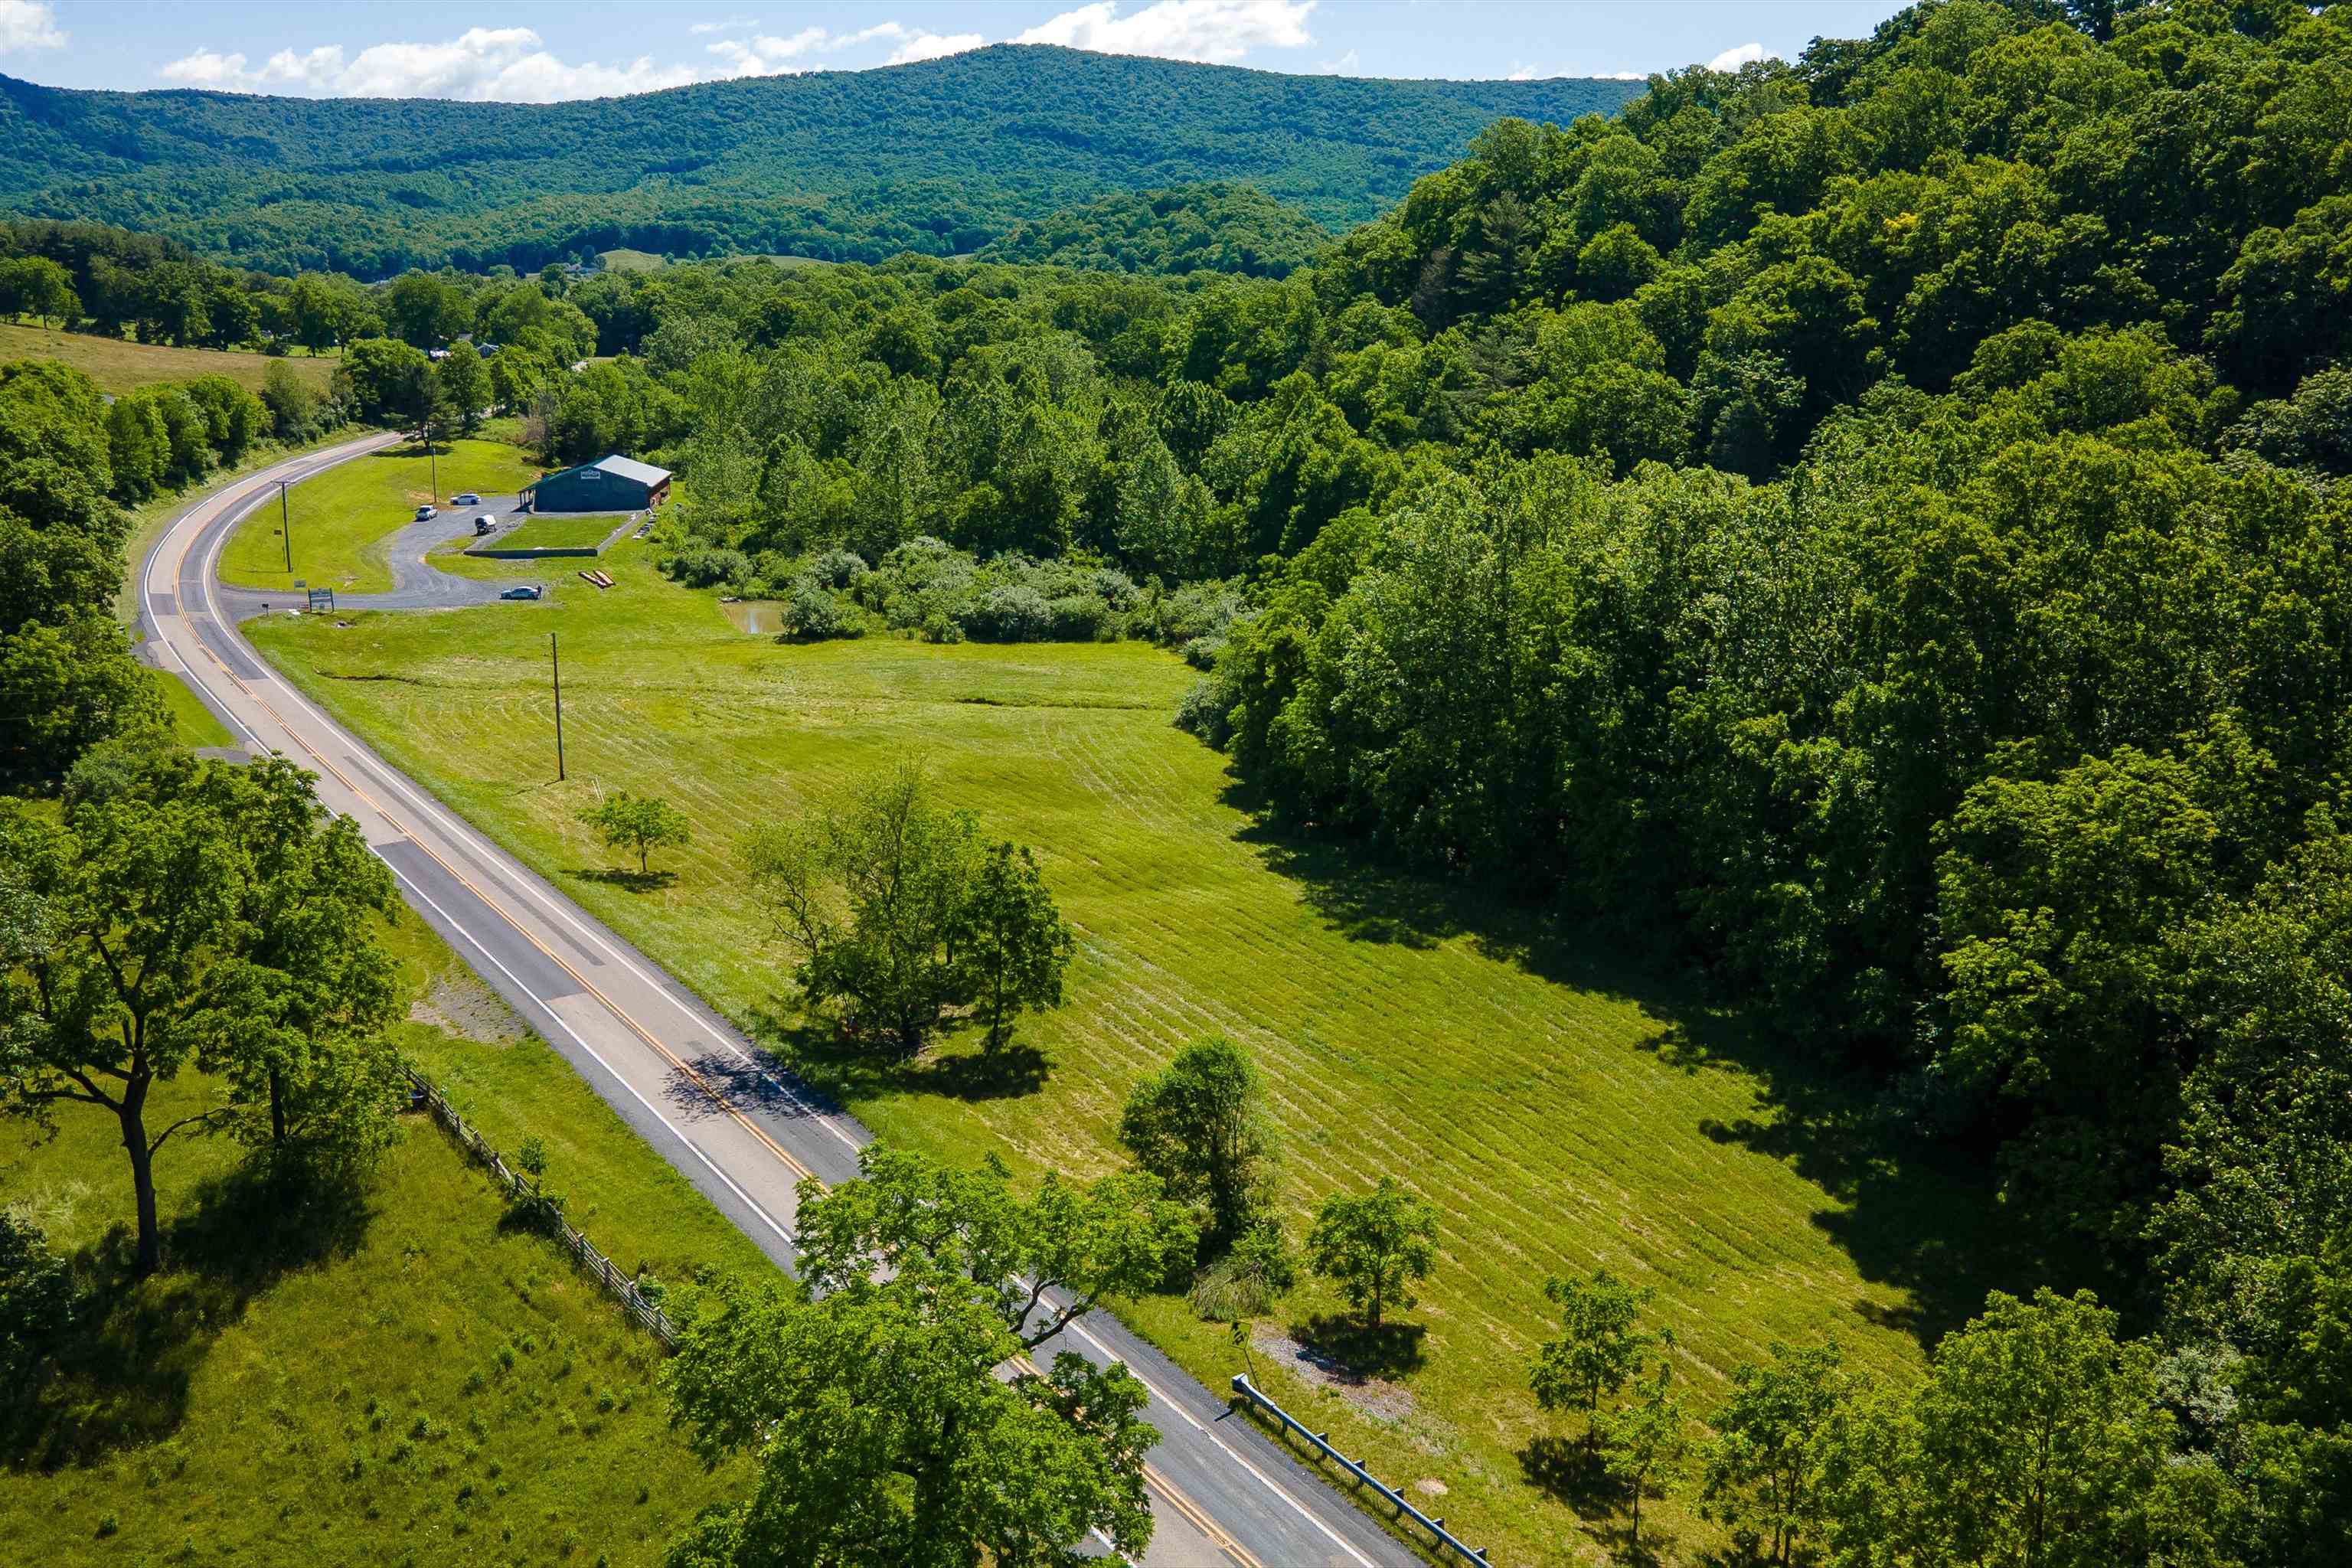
139, 439, 1433, 1568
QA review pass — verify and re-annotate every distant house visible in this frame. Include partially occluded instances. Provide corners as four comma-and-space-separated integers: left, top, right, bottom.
522, 455, 671, 513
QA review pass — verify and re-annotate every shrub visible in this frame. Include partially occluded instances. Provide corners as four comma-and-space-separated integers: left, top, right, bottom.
779, 580, 865, 642
808, 548, 872, 589
1175, 675, 1236, 747
959, 584, 1054, 642
665, 546, 753, 590
1047, 593, 1109, 642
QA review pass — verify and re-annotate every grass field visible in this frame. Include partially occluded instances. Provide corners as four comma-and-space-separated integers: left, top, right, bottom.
150, 667, 235, 748
494, 513, 626, 551
0, 322, 337, 397
218, 439, 544, 596
246, 542, 2013, 1564
0, 898, 757, 1568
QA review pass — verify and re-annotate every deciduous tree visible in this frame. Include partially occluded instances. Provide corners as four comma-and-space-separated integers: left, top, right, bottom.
959, 841, 1073, 1050
793, 1143, 1197, 1350
1532, 1267, 1663, 1450
577, 790, 691, 877
1305, 1175, 1438, 1331
1118, 1034, 1276, 1247
665, 1155, 1168, 1567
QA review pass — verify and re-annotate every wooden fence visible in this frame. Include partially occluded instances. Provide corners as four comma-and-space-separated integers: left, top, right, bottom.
404, 1069, 678, 1349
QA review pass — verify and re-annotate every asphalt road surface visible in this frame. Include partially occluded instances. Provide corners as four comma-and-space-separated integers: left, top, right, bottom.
140, 437, 1435, 1568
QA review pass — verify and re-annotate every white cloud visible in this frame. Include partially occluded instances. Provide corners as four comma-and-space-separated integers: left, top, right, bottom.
706, 27, 828, 76
160, 27, 700, 102
887, 29, 984, 64
152, 5, 1318, 104
706, 21, 979, 76
0, 0, 65, 53
157, 48, 252, 88
1017, 1, 1315, 64
1320, 47, 1359, 75
1707, 41, 1765, 72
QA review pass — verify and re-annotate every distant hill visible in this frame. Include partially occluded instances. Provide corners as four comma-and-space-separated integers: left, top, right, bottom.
977, 181, 1330, 278
0, 45, 1642, 278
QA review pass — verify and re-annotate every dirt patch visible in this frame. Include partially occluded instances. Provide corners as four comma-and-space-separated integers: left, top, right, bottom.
409, 973, 526, 1044
1251, 1326, 1418, 1424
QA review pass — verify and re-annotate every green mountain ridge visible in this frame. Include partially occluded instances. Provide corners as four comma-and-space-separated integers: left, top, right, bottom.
0, 44, 1644, 277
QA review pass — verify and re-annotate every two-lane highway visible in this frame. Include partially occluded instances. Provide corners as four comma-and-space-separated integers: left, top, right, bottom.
139, 437, 1427, 1568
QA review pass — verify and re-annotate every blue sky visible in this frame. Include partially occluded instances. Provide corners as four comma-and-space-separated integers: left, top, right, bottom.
0, 2, 1914, 99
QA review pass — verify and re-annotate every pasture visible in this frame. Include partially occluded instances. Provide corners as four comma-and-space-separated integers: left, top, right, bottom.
0, 322, 336, 397
246, 546, 2003, 1563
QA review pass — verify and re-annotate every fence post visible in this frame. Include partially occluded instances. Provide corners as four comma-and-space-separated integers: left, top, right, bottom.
404, 1064, 679, 1351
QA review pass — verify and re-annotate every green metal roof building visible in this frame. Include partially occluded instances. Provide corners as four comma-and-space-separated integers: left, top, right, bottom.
521, 454, 671, 514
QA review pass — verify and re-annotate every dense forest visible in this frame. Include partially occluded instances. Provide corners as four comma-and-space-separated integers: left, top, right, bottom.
0, 47, 1638, 278
8, 0, 2352, 1560
975, 181, 1331, 277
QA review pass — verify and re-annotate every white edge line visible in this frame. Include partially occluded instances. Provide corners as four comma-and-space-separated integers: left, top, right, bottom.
384, 857, 799, 1250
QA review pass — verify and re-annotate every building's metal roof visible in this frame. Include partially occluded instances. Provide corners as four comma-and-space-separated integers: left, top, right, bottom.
591, 454, 671, 486
520, 454, 671, 493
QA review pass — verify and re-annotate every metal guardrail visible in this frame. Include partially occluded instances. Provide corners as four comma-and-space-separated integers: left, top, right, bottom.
405, 1069, 678, 1349
1230, 1374, 1491, 1565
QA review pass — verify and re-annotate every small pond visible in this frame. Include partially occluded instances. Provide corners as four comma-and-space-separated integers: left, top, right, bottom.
720, 599, 783, 635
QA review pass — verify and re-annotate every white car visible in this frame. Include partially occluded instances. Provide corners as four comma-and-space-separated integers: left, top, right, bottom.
413, 504, 437, 521
453, 492, 481, 505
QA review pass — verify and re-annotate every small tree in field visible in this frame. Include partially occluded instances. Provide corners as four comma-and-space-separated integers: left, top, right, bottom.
1602, 1364, 1694, 1558
1119, 1035, 1276, 1248
1532, 1267, 1661, 1451
578, 790, 691, 875
960, 841, 1073, 1050
1305, 1177, 1439, 1331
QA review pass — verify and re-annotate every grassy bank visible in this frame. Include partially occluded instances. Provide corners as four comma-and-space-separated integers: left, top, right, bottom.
497, 512, 627, 551
150, 667, 235, 748
0, 890, 760, 1566
217, 438, 543, 596
0, 322, 336, 397
248, 545, 2007, 1563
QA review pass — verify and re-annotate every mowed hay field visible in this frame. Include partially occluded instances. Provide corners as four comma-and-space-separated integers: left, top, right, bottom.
0, 911, 755, 1568
0, 322, 336, 396
218, 439, 544, 596
249, 544, 1995, 1564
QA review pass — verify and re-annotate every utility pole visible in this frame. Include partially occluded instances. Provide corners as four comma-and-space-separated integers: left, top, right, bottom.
550, 631, 566, 782
279, 479, 292, 573
423, 406, 439, 502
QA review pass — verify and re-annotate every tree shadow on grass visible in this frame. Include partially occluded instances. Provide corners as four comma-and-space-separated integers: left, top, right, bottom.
1288, 1313, 1428, 1380
1224, 786, 2046, 1353
566, 867, 677, 893
3, 1161, 373, 1469
695, 1008, 1052, 1122
1516, 1433, 1620, 1517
